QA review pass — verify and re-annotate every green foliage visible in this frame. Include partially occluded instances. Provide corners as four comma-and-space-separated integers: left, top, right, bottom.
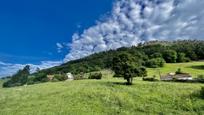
163, 50, 177, 63
27, 76, 36, 85
150, 53, 163, 58
200, 87, 204, 99
175, 68, 183, 74
30, 72, 48, 84
146, 58, 165, 68
74, 72, 85, 80
54, 74, 67, 81
112, 53, 147, 85
142, 77, 158, 82
194, 75, 204, 83
197, 75, 204, 79
3, 65, 30, 87
177, 53, 190, 63
39, 40, 204, 76
88, 73, 102, 80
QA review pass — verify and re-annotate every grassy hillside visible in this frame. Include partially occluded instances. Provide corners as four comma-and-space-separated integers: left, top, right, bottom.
0, 80, 4, 87
1, 61, 204, 114
1, 76, 204, 114
148, 61, 204, 78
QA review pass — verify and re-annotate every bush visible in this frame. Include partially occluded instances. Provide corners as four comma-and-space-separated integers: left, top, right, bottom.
200, 87, 204, 99
163, 50, 177, 63
177, 52, 191, 63
27, 76, 36, 85
88, 73, 102, 80
74, 72, 84, 80
150, 53, 162, 58
175, 68, 183, 74
54, 74, 67, 81
146, 58, 165, 68
194, 75, 204, 83
33, 72, 48, 83
143, 76, 158, 82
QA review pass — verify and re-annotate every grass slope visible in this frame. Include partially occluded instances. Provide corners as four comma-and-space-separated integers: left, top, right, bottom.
0, 78, 204, 115
1, 61, 204, 115
147, 61, 204, 78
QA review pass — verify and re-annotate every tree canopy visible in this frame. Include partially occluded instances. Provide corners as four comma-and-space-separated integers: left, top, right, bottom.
3, 65, 30, 87
112, 53, 147, 85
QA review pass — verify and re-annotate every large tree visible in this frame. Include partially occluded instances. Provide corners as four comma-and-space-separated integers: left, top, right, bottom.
112, 53, 147, 85
3, 65, 30, 87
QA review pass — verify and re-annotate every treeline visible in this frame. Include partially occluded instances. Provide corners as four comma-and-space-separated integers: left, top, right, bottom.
41, 40, 204, 74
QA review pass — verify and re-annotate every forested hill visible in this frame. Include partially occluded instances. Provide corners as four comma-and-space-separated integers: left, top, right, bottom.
40, 40, 204, 75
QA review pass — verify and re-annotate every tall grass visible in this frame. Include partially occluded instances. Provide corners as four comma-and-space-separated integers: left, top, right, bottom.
0, 78, 204, 115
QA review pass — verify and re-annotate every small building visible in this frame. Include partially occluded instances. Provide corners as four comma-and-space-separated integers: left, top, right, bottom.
174, 73, 193, 80
160, 73, 192, 81
47, 75, 54, 81
66, 73, 74, 80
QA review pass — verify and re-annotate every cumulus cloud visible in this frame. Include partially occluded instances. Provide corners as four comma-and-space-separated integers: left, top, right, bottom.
64, 0, 204, 62
2, 0, 204, 77
0, 61, 62, 78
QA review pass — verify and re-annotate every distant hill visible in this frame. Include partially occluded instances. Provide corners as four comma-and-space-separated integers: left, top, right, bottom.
40, 40, 204, 75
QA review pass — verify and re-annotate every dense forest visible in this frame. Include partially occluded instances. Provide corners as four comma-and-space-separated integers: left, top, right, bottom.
40, 40, 204, 74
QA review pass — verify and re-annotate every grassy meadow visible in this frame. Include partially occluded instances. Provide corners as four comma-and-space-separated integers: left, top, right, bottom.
0, 61, 204, 115
147, 61, 204, 78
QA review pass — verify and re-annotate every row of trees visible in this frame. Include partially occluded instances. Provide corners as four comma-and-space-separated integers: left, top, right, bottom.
3, 65, 30, 87
3, 66, 69, 87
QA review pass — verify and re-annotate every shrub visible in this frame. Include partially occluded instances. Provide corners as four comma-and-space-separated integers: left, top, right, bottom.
74, 72, 84, 80
54, 74, 67, 81
150, 53, 162, 58
163, 50, 177, 63
197, 75, 204, 79
33, 72, 48, 83
88, 73, 102, 80
177, 53, 190, 63
146, 58, 165, 68
51, 78, 60, 82
200, 87, 204, 99
175, 68, 183, 74
194, 75, 204, 83
143, 76, 158, 82
27, 76, 36, 85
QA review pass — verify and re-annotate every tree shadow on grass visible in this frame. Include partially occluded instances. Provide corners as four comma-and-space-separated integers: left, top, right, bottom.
112, 82, 132, 86
189, 65, 204, 70
190, 87, 204, 100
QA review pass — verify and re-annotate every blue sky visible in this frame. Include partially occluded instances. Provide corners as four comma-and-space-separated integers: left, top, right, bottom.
1, 0, 204, 77
0, 0, 113, 64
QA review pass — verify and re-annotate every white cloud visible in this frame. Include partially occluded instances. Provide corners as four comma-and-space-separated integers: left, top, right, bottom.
64, 0, 204, 62
0, 61, 62, 78
56, 42, 64, 53
2, 0, 204, 77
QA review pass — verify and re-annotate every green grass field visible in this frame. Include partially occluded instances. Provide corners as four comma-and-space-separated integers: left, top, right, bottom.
0, 61, 204, 115
147, 61, 204, 78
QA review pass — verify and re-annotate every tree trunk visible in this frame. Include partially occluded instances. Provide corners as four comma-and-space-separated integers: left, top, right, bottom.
127, 77, 133, 85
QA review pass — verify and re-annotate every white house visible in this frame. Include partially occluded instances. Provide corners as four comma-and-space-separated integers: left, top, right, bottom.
66, 73, 74, 80
161, 73, 192, 81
